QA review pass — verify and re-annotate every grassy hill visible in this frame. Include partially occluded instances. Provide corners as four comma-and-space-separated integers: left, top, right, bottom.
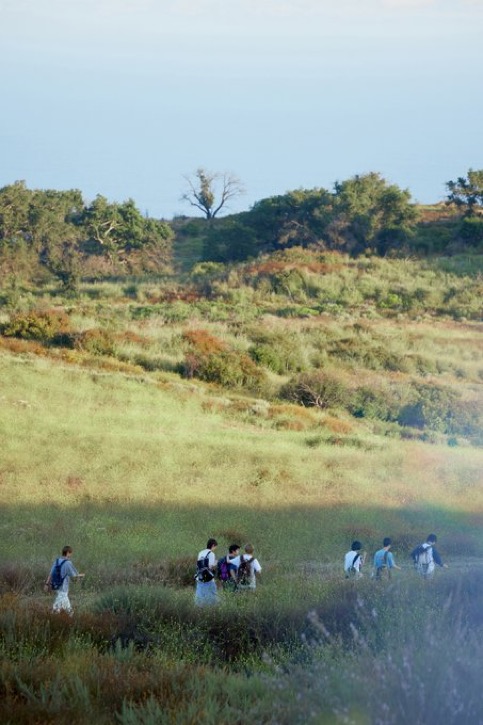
0, 247, 482, 723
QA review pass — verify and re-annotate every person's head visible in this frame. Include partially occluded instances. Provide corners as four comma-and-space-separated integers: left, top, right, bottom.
351, 541, 362, 551
206, 538, 218, 550
62, 545, 73, 558
229, 544, 240, 554
383, 537, 392, 548
244, 543, 254, 555
427, 533, 437, 543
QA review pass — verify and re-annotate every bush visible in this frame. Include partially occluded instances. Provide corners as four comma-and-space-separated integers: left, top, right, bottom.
1, 309, 71, 343
72, 328, 117, 356
182, 329, 267, 391
280, 371, 349, 410
349, 385, 400, 421
459, 216, 483, 247
249, 331, 307, 374
185, 349, 266, 391
0, 563, 34, 595
397, 382, 461, 433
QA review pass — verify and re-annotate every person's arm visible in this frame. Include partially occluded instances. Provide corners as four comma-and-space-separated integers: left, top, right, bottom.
65, 561, 84, 579
432, 548, 447, 568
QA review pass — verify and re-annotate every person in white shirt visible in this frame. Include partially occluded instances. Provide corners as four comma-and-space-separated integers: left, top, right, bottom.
237, 543, 262, 590
194, 538, 219, 606
344, 540, 364, 579
44, 545, 85, 614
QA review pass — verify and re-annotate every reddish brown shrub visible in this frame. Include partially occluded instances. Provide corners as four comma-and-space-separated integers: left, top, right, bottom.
182, 329, 227, 355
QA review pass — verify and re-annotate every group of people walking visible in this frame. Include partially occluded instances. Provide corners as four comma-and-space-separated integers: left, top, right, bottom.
44, 540, 263, 614
44, 532, 446, 615
195, 538, 262, 607
344, 533, 448, 580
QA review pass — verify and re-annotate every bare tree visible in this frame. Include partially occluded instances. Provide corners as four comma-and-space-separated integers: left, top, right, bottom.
181, 168, 244, 219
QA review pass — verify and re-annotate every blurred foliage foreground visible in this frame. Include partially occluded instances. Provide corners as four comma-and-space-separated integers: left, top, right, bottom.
0, 563, 483, 724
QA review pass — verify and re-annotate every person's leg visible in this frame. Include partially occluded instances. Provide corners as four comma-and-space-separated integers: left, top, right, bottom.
53, 591, 73, 614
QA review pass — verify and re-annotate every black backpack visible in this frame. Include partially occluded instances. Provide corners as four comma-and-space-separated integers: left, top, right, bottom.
237, 555, 254, 586
50, 558, 67, 591
196, 553, 214, 583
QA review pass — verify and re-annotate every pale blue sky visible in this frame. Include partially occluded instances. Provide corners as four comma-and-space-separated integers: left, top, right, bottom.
1, 0, 482, 219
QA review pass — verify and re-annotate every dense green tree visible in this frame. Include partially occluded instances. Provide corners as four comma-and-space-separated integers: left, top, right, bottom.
246, 188, 333, 252
0, 183, 84, 284
0, 181, 31, 242
331, 173, 418, 254
201, 219, 258, 262
446, 169, 483, 215
82, 195, 172, 265
0, 183, 173, 283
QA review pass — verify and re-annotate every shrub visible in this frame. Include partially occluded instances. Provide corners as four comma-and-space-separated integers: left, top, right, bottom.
280, 371, 349, 410
182, 329, 267, 391
188, 349, 266, 390
182, 328, 227, 356
0, 563, 34, 595
349, 385, 400, 421
397, 382, 461, 433
72, 328, 117, 356
459, 216, 483, 247
249, 330, 307, 374
1, 309, 71, 343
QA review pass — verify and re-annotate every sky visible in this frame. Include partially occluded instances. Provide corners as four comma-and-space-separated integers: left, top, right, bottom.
1, 0, 483, 219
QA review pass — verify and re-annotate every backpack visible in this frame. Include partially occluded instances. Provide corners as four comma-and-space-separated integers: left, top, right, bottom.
375, 550, 390, 579
346, 552, 360, 578
412, 544, 432, 572
50, 558, 67, 591
237, 555, 254, 586
217, 557, 231, 582
196, 553, 214, 583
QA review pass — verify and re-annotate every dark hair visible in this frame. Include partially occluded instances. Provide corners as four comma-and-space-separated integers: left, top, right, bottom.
206, 538, 218, 549
62, 545, 73, 557
427, 533, 437, 543
351, 540, 362, 551
229, 544, 240, 554
383, 537, 392, 547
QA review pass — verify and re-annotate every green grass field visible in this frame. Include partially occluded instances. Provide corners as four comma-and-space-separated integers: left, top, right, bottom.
1, 250, 482, 723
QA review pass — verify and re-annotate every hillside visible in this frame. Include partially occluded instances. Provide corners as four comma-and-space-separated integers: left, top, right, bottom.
1, 248, 482, 447
1, 247, 483, 724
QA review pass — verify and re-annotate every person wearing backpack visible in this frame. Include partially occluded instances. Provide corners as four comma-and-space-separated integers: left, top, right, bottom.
237, 543, 261, 591
344, 540, 364, 579
411, 533, 448, 578
44, 545, 84, 614
373, 537, 401, 580
217, 544, 241, 592
194, 538, 219, 606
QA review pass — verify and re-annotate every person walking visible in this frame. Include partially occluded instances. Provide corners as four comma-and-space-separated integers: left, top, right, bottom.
411, 533, 448, 578
217, 543, 241, 592
194, 538, 219, 606
344, 540, 364, 579
237, 544, 262, 591
44, 545, 84, 615
373, 538, 401, 580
